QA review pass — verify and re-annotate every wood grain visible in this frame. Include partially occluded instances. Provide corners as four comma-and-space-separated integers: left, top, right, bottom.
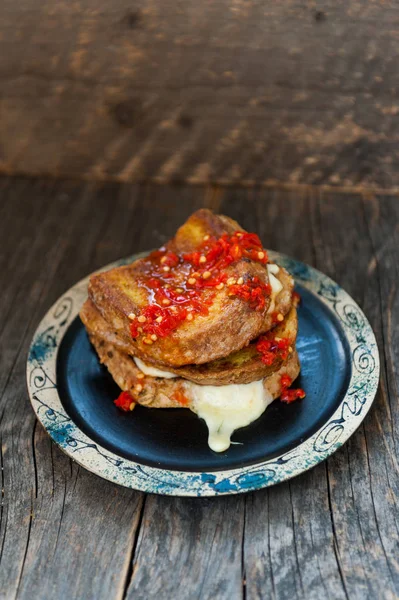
126, 496, 244, 600
0, 179, 216, 600
0, 178, 398, 599
2, 1, 399, 188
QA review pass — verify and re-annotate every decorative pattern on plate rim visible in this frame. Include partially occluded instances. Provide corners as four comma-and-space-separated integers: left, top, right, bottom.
26, 251, 380, 497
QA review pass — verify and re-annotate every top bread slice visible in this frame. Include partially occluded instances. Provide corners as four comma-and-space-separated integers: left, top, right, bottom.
88, 209, 290, 367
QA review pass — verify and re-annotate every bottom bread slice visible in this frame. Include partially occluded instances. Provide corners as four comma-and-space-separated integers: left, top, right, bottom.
88, 333, 301, 409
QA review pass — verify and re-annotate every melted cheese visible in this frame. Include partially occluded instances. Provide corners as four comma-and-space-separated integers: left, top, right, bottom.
135, 365, 274, 452
267, 263, 283, 314
186, 380, 273, 452
134, 357, 178, 379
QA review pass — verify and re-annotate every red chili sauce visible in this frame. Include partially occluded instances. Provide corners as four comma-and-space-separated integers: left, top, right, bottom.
129, 232, 270, 344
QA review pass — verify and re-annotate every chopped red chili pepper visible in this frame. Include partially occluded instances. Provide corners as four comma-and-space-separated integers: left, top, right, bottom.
256, 335, 291, 365
280, 374, 305, 403
229, 277, 272, 311
114, 391, 135, 411
184, 232, 268, 271
160, 251, 179, 268
130, 231, 270, 342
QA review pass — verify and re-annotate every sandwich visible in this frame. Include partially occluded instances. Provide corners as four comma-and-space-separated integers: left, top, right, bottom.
80, 209, 305, 452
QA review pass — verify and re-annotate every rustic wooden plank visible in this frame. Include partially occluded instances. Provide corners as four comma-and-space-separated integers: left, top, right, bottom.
0, 180, 147, 600
126, 496, 244, 600
244, 466, 349, 600
2, 2, 399, 187
309, 191, 399, 599
361, 193, 399, 586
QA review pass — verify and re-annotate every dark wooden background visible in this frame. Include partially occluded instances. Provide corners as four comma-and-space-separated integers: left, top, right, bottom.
2, 0, 399, 188
0, 177, 398, 599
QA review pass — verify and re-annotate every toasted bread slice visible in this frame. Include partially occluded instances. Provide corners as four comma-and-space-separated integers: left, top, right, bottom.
85, 262, 293, 370
88, 209, 275, 367
82, 263, 293, 368
81, 299, 298, 385
172, 306, 297, 385
88, 333, 301, 409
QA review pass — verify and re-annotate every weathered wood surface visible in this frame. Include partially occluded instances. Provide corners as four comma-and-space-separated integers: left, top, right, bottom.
2, 1, 399, 188
0, 177, 398, 599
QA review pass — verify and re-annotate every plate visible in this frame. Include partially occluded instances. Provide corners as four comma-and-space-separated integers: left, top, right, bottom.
26, 251, 379, 496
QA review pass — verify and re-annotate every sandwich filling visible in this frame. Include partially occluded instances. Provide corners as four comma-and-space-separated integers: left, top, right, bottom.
134, 357, 177, 379
185, 380, 273, 452
133, 356, 271, 451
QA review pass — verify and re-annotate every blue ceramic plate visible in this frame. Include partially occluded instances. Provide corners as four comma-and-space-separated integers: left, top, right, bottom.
26, 252, 379, 496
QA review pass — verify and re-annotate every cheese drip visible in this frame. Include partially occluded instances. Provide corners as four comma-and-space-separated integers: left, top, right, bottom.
134, 357, 177, 379
135, 361, 273, 452
267, 263, 283, 314
186, 380, 273, 452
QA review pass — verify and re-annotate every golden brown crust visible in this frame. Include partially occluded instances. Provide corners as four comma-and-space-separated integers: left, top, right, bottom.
88, 334, 185, 408
81, 299, 298, 386
88, 333, 301, 409
172, 209, 244, 252
80, 299, 129, 352
170, 306, 298, 385
83, 263, 293, 370
88, 209, 273, 367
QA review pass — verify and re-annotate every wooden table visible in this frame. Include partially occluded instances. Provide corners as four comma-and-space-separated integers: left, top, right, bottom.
1, 176, 398, 599
4, 1, 399, 190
